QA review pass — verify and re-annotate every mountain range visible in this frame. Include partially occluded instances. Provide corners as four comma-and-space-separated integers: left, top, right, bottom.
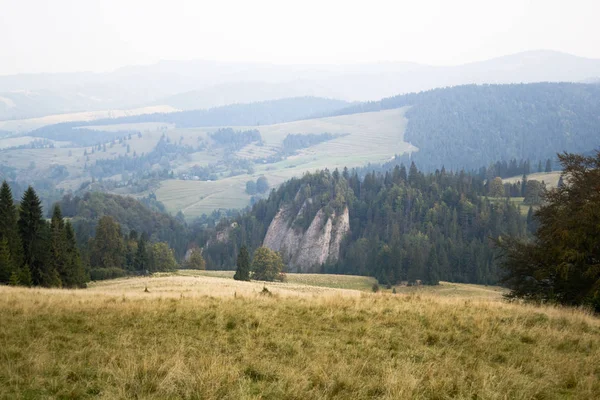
2, 50, 600, 121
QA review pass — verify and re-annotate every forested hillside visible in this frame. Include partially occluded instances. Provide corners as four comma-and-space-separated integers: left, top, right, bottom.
202, 165, 528, 285
330, 83, 600, 170
56, 192, 189, 258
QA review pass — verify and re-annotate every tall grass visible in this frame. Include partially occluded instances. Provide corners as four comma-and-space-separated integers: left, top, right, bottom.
1, 276, 599, 399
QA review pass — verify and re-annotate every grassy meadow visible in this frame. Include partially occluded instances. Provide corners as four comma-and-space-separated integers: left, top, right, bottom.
156, 108, 415, 218
0, 108, 414, 217
1, 273, 599, 399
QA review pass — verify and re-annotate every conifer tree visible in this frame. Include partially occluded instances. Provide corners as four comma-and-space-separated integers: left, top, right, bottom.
18, 187, 50, 286
9, 270, 20, 286
134, 234, 149, 272
18, 264, 33, 287
49, 204, 67, 287
0, 181, 23, 269
234, 246, 251, 281
63, 221, 87, 287
0, 237, 13, 284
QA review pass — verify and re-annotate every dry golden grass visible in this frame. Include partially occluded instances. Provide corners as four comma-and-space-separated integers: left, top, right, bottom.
1, 275, 599, 399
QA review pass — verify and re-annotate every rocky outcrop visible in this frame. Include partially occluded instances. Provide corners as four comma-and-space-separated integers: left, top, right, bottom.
263, 204, 350, 272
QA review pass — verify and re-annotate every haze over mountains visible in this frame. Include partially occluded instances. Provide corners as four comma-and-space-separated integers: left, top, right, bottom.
2, 50, 600, 121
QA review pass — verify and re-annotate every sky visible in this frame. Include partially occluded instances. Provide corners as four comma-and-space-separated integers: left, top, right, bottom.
0, 0, 599, 75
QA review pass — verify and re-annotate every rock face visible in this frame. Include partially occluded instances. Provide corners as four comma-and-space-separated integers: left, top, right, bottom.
263, 204, 350, 272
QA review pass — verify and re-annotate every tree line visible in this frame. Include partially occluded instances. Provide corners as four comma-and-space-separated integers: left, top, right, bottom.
0, 182, 86, 287
202, 163, 528, 286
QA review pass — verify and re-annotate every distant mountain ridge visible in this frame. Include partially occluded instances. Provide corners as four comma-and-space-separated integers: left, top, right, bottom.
2, 50, 600, 120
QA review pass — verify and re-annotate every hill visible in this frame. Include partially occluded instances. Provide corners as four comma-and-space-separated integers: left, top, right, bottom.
2, 50, 600, 120
201, 166, 527, 286
55, 192, 189, 258
72, 96, 351, 129
2, 82, 600, 217
330, 82, 600, 170
1, 274, 598, 399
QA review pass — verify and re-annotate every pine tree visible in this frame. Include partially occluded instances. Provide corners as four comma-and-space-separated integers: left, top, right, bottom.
49, 204, 67, 287
545, 159, 552, 173
18, 264, 33, 287
234, 246, 251, 281
0, 181, 23, 269
0, 237, 13, 283
18, 187, 50, 286
134, 235, 149, 272
63, 221, 87, 287
520, 174, 528, 197
9, 271, 20, 286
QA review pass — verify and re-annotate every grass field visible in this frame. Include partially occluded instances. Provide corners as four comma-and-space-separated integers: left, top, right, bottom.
1, 273, 598, 399
156, 108, 415, 218
0, 106, 178, 133
504, 171, 563, 188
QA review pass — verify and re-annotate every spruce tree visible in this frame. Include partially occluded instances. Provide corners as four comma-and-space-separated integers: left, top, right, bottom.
234, 246, 251, 281
49, 204, 67, 287
18, 187, 50, 286
0, 181, 23, 269
0, 237, 13, 284
18, 264, 33, 287
64, 221, 87, 287
134, 235, 149, 272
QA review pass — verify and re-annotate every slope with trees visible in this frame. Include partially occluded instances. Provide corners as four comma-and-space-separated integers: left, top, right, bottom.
202, 165, 527, 286
330, 83, 600, 171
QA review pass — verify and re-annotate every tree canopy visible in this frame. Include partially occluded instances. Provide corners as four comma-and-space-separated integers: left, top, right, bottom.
499, 151, 600, 311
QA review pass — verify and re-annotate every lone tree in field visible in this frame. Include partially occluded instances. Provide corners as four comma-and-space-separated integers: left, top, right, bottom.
234, 246, 251, 281
499, 151, 600, 312
185, 247, 206, 270
251, 247, 285, 282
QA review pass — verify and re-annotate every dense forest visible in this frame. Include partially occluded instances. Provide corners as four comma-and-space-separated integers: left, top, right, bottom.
328, 83, 600, 171
55, 192, 189, 259
202, 164, 528, 285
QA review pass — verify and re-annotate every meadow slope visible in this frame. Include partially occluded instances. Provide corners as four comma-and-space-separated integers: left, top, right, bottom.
1, 274, 599, 399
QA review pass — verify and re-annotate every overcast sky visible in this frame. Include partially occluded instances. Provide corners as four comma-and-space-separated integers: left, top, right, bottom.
0, 0, 598, 75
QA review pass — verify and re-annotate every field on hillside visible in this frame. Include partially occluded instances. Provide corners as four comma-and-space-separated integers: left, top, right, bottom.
504, 171, 563, 188
156, 108, 414, 217
0, 106, 178, 133
1, 274, 599, 399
